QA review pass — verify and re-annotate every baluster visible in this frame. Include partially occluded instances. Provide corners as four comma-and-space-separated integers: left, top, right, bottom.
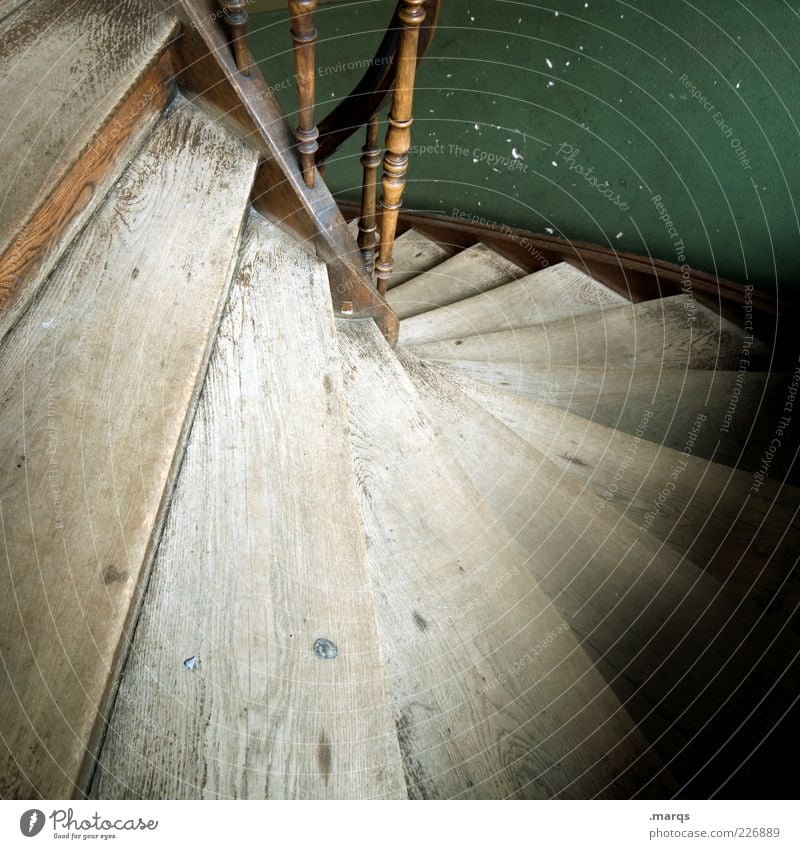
357, 114, 380, 275
288, 0, 320, 188
222, 2, 252, 76
374, 0, 426, 295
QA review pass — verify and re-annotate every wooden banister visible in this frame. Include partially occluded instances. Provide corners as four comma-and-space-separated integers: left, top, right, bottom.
315, 0, 440, 164
357, 114, 380, 274
221, 1, 252, 75
288, 0, 319, 188
374, 0, 426, 294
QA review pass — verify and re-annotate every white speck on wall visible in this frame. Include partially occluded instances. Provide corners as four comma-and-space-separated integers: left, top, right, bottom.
512, 147, 523, 159
736, 80, 741, 89
475, 123, 480, 129
545, 227, 555, 234
551, 160, 558, 167
616, 232, 624, 239
470, 15, 475, 22
546, 58, 553, 69
473, 157, 479, 163
547, 81, 555, 87
446, 73, 452, 78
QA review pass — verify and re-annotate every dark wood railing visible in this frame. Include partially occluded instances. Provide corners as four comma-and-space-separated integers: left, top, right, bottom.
214, 0, 439, 321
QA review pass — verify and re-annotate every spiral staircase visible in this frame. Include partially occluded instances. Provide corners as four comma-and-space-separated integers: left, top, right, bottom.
1, 0, 798, 801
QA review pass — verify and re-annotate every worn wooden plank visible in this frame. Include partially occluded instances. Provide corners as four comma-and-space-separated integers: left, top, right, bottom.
399, 261, 627, 346
0, 98, 258, 799
92, 214, 406, 800
409, 296, 768, 370
386, 242, 526, 319
0, 0, 30, 23
0, 52, 176, 343
434, 360, 796, 477
337, 318, 675, 799
348, 225, 457, 289
402, 352, 800, 797
0, 0, 178, 334
452, 376, 800, 618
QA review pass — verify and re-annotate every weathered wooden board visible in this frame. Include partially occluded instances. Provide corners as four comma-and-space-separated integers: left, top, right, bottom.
453, 376, 800, 618
0, 99, 257, 798
337, 319, 675, 799
0, 0, 178, 337
434, 360, 795, 476
402, 352, 800, 796
399, 262, 627, 346
409, 296, 767, 370
387, 243, 526, 319
92, 214, 407, 800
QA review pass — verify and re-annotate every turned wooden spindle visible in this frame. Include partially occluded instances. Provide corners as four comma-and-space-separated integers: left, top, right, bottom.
357, 114, 380, 275
222, 2, 252, 76
288, 0, 320, 188
374, 0, 426, 295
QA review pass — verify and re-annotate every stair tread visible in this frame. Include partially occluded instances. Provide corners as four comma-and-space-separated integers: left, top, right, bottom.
399, 261, 627, 346
435, 360, 797, 476
402, 352, 800, 795
386, 242, 526, 319
409, 295, 766, 370
93, 214, 406, 800
452, 375, 800, 614
0, 0, 177, 334
338, 318, 672, 799
385, 227, 458, 289
0, 97, 258, 799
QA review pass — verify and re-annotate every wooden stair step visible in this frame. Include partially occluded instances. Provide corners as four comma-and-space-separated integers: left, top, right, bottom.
435, 360, 797, 478
337, 318, 674, 799
0, 0, 29, 24
451, 376, 800, 620
399, 261, 627, 347
402, 353, 800, 797
0, 97, 258, 799
92, 213, 405, 800
409, 295, 766, 370
0, 0, 178, 342
386, 242, 526, 320
346, 225, 457, 289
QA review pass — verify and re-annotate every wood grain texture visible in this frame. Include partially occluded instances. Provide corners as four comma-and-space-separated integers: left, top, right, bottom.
401, 353, 800, 797
452, 377, 800, 621
338, 319, 675, 799
0, 98, 258, 799
0, 52, 175, 343
399, 261, 628, 346
0, 0, 178, 324
434, 360, 796, 476
0, 0, 30, 23
352, 226, 457, 290
408, 296, 769, 370
92, 214, 406, 800
386, 242, 526, 319
172, 0, 398, 344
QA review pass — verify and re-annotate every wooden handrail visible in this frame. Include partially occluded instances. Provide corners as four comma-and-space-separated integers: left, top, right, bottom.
314, 0, 440, 164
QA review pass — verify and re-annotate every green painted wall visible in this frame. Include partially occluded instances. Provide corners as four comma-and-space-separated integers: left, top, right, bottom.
249, 0, 800, 295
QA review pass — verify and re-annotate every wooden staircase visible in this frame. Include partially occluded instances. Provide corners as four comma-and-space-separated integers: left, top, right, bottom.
1, 0, 798, 801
